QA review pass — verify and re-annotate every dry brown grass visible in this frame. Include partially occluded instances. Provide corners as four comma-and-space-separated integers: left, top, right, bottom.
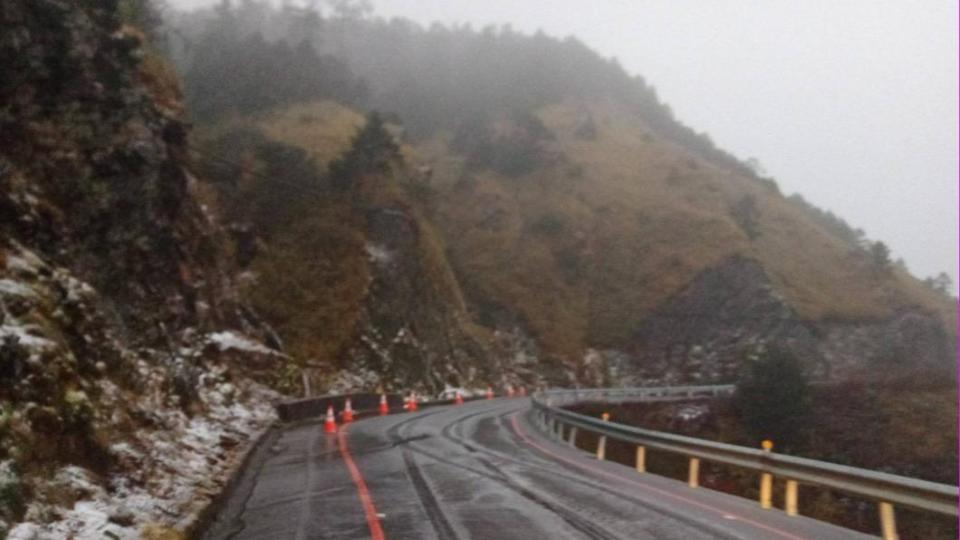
137, 52, 184, 117
203, 98, 952, 368
416, 99, 954, 358
257, 102, 366, 167
246, 205, 369, 367
214, 101, 485, 374
139, 524, 185, 540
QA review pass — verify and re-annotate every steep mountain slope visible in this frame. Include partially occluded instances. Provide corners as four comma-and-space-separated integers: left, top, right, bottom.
168, 3, 955, 392
194, 103, 522, 394
416, 99, 955, 384
0, 2, 281, 537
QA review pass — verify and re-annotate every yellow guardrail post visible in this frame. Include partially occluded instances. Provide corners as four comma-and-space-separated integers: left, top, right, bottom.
759, 439, 774, 509
688, 458, 700, 488
635, 446, 646, 473
785, 480, 799, 516
596, 412, 610, 460
879, 501, 898, 540
596, 436, 607, 460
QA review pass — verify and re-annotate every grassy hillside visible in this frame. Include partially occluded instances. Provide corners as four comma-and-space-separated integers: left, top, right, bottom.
168, 1, 954, 384
193, 97, 954, 377
193, 101, 500, 390
410, 99, 954, 360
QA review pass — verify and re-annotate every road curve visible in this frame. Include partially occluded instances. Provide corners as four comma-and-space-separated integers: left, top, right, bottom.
201, 398, 873, 540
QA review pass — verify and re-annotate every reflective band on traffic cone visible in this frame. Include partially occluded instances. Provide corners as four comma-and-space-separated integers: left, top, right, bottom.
486, 387, 494, 400
454, 389, 464, 405
342, 398, 355, 423
379, 393, 389, 415
323, 405, 337, 433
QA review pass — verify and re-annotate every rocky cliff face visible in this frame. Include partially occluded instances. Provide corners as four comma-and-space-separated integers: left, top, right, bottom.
0, 2, 281, 537
161, 1, 956, 393
337, 205, 497, 391
611, 256, 954, 385
0, 0, 248, 343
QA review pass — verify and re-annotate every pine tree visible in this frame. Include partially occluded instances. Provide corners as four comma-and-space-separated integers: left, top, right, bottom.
869, 241, 891, 271
328, 112, 401, 191
734, 346, 811, 450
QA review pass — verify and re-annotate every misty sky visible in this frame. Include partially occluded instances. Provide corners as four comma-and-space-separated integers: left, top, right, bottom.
170, 0, 958, 286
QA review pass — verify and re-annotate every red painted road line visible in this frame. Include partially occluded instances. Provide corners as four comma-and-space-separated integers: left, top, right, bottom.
510, 413, 806, 540
338, 425, 387, 540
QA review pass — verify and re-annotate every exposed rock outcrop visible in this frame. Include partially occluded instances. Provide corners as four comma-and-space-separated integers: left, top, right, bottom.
344, 205, 496, 392
0, 2, 281, 536
616, 256, 953, 385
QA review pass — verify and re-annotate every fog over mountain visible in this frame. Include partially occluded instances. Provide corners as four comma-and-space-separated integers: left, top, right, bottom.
1, 2, 954, 536
168, 0, 959, 287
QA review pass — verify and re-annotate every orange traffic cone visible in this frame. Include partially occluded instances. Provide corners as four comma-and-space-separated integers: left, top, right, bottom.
519, 387, 527, 397
486, 387, 494, 400
409, 392, 418, 411
379, 393, 389, 415
342, 398, 355, 423
507, 385, 515, 398
323, 405, 337, 433
454, 389, 464, 405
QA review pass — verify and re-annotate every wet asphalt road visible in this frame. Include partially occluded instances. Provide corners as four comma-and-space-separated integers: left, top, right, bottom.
201, 398, 874, 540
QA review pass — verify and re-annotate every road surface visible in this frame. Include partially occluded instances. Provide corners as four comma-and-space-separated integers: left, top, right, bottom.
201, 398, 873, 539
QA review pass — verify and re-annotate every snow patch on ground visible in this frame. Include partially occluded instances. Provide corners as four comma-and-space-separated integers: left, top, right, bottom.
0, 322, 55, 350
8, 356, 279, 539
438, 385, 491, 400
326, 369, 381, 394
0, 279, 34, 297
4, 244, 47, 277
364, 243, 392, 265
207, 331, 280, 356
677, 404, 709, 421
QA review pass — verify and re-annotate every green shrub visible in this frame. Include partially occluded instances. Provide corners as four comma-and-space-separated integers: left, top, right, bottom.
61, 390, 94, 433
0, 460, 25, 523
733, 346, 811, 451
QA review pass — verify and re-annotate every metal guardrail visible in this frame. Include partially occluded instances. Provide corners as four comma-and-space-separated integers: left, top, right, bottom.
532, 386, 958, 539
540, 385, 736, 405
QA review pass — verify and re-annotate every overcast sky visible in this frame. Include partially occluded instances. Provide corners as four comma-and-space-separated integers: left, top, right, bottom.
170, 0, 958, 286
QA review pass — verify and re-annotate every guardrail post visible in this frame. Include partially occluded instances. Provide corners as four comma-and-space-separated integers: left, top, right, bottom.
759, 439, 773, 509
568, 427, 577, 447
635, 446, 646, 473
879, 502, 898, 540
688, 458, 700, 488
555, 421, 564, 439
759, 472, 773, 509
785, 480, 798, 516
596, 412, 610, 460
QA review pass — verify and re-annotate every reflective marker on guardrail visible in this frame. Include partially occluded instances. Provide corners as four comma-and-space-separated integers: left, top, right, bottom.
759, 440, 773, 509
